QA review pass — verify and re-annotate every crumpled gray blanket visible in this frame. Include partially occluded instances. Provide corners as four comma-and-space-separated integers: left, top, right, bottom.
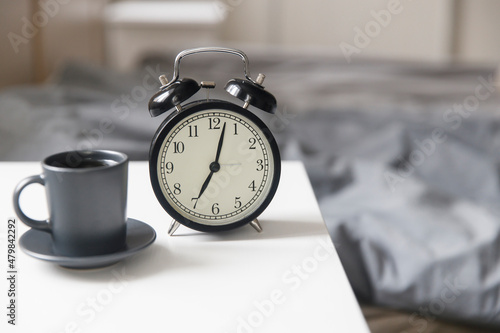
2, 53, 500, 327
281, 108, 500, 327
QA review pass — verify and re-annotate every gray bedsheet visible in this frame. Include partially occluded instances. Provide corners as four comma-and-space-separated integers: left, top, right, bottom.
283, 109, 500, 327
2, 52, 500, 327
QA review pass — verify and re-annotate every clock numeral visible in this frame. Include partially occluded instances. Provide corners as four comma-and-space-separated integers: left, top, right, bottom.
248, 180, 256, 192
173, 183, 182, 195
249, 138, 256, 150
212, 203, 220, 215
188, 125, 198, 137
233, 123, 238, 135
191, 197, 199, 209
173, 141, 185, 154
256, 159, 263, 171
165, 162, 174, 174
209, 117, 221, 130
234, 196, 242, 209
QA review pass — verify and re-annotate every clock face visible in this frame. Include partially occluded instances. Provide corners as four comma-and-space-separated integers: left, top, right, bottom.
149, 101, 281, 232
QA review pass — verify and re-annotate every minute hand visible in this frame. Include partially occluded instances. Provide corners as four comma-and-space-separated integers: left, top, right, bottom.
214, 122, 226, 163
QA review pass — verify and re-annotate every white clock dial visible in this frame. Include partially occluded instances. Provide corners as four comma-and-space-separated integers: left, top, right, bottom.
156, 108, 276, 226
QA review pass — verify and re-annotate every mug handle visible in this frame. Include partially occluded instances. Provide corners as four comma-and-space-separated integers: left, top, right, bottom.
13, 175, 51, 232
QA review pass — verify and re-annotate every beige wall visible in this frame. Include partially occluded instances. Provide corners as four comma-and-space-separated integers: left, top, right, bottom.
0, 0, 33, 88
2, 0, 500, 88
221, 0, 454, 62
453, 0, 500, 63
282, 0, 453, 62
0, 0, 107, 88
40, 0, 107, 79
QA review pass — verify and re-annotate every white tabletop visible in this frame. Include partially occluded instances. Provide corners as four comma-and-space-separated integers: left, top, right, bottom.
1, 161, 369, 333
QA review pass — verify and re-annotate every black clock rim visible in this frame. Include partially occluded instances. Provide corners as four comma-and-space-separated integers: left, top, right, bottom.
149, 99, 281, 232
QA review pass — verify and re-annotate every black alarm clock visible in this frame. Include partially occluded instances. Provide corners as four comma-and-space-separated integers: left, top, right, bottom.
148, 47, 281, 235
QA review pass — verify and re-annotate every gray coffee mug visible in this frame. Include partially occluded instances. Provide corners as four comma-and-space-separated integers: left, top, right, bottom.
13, 150, 128, 257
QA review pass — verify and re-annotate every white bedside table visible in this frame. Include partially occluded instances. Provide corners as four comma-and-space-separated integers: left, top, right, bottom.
0, 161, 369, 332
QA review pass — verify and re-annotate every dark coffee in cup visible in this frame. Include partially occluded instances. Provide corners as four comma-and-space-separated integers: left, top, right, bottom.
13, 150, 129, 257
54, 158, 118, 169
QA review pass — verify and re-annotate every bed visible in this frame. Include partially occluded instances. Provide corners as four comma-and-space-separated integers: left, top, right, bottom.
2, 48, 500, 332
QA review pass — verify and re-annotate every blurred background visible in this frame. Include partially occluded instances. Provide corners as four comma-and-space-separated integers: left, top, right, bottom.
2, 0, 500, 88
2, 1, 500, 332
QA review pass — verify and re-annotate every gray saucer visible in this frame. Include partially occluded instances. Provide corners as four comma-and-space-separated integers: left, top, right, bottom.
20, 218, 156, 269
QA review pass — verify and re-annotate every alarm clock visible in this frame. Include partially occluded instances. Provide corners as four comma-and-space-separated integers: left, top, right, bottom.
148, 47, 281, 235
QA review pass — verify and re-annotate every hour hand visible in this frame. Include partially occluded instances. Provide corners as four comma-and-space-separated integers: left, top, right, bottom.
192, 170, 213, 209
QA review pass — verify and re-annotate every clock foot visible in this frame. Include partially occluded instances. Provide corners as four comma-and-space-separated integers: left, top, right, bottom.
249, 219, 263, 233
168, 220, 181, 236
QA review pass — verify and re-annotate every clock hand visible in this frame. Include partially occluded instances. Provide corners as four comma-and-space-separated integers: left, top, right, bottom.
214, 122, 226, 163
192, 170, 213, 209
192, 122, 226, 209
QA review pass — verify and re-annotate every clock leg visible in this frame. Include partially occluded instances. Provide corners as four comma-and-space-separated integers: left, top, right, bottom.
168, 220, 181, 236
249, 219, 263, 233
